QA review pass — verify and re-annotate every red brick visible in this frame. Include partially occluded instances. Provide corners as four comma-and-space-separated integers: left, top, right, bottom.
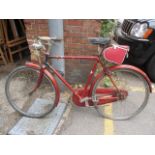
39, 24, 48, 30
67, 20, 83, 26
37, 19, 48, 24
24, 19, 35, 24
38, 30, 48, 35
66, 43, 82, 49
71, 37, 88, 44
67, 31, 86, 37
64, 38, 72, 43
24, 19, 101, 84
25, 25, 33, 30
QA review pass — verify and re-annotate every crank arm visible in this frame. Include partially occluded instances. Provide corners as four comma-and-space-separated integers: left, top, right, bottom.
80, 97, 92, 103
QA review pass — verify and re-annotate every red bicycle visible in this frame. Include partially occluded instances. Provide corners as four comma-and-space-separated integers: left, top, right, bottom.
5, 36, 152, 120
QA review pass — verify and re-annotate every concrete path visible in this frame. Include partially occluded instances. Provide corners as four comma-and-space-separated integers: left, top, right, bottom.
60, 93, 155, 135
8, 102, 68, 135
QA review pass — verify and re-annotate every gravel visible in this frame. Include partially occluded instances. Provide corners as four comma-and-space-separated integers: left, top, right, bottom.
0, 64, 21, 134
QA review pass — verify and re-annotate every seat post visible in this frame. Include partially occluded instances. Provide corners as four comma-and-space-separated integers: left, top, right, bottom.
98, 45, 103, 55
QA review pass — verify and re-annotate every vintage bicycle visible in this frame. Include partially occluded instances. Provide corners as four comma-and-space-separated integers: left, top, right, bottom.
5, 36, 152, 120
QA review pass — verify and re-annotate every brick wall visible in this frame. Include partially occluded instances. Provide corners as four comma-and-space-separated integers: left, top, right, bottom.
24, 19, 101, 84
24, 19, 49, 49
64, 19, 101, 83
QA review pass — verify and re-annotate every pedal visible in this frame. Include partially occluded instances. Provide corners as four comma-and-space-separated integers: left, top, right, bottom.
80, 97, 92, 103
80, 97, 92, 107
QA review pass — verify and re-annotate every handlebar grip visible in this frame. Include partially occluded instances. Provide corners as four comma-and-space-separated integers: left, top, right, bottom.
38, 36, 62, 41
38, 36, 51, 41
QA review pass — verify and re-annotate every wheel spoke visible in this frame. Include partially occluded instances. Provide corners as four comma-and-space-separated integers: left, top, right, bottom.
5, 66, 57, 118
92, 68, 150, 120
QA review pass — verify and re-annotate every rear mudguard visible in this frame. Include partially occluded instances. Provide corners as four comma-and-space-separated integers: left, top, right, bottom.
25, 61, 60, 106
89, 64, 152, 95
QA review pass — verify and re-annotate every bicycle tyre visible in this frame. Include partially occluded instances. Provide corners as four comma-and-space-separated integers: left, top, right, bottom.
5, 66, 58, 118
92, 68, 150, 120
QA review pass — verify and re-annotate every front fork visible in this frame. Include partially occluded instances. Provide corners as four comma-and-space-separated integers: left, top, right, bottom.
29, 68, 45, 95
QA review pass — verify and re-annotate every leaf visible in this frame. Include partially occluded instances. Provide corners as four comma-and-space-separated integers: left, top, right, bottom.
100, 19, 116, 37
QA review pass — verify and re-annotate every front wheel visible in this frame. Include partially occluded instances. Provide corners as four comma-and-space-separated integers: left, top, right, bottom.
5, 66, 58, 118
92, 68, 150, 120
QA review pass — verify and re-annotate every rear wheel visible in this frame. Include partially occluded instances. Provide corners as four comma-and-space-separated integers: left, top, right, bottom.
5, 66, 58, 118
92, 68, 150, 120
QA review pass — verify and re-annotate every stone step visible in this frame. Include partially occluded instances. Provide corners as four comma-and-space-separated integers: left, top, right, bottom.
8, 99, 67, 135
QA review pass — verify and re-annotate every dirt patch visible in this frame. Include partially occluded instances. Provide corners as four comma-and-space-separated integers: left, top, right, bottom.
0, 63, 21, 134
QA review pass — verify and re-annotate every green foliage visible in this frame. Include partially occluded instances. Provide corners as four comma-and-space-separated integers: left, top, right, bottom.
100, 20, 117, 66
103, 76, 112, 87
100, 19, 116, 37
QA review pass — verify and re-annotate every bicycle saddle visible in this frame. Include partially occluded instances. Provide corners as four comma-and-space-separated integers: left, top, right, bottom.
89, 37, 111, 46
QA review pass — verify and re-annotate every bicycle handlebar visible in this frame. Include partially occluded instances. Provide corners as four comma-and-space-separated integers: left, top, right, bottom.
31, 36, 62, 54
38, 36, 62, 42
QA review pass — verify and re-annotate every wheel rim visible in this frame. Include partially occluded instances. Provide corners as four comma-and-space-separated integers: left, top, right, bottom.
6, 66, 56, 118
92, 69, 150, 120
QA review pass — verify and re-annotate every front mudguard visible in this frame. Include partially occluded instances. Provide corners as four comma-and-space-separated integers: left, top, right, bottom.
25, 61, 60, 106
89, 64, 152, 95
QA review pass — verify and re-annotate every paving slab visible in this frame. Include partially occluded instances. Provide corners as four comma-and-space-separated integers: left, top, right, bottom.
8, 99, 67, 135
60, 93, 155, 135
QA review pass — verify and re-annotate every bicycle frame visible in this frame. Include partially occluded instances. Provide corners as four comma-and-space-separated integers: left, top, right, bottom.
48, 55, 100, 92
48, 55, 102, 106
26, 54, 152, 107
